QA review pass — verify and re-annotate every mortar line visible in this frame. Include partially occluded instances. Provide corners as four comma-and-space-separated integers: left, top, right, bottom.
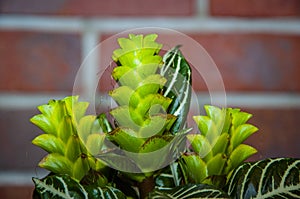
76, 26, 100, 105
1, 15, 300, 34
196, 0, 209, 18
1, 92, 300, 109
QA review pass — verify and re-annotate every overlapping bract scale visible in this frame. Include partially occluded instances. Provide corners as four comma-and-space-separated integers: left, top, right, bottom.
180, 105, 258, 187
109, 33, 174, 145
112, 34, 162, 67
108, 34, 191, 180
30, 96, 108, 184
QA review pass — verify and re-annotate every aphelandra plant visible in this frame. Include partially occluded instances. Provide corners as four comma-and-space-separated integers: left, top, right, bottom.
31, 33, 300, 199
107, 34, 192, 198
30, 96, 108, 183
180, 105, 258, 187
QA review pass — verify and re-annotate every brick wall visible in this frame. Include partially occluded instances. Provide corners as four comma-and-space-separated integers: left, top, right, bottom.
1, 0, 300, 198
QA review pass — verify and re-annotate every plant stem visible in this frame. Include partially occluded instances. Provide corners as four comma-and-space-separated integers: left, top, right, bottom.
138, 176, 155, 199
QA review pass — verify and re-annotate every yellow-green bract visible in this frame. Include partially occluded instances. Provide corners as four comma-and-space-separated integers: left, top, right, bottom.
180, 105, 258, 187
108, 34, 191, 182
30, 96, 108, 184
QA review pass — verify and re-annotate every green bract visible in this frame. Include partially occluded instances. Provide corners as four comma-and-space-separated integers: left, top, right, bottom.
112, 34, 162, 67
31, 96, 108, 184
180, 105, 258, 187
108, 34, 192, 182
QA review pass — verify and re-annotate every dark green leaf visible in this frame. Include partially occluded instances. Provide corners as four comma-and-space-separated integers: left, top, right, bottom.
114, 175, 139, 199
149, 183, 230, 198
97, 113, 113, 133
161, 46, 192, 134
84, 185, 126, 199
33, 174, 126, 199
155, 162, 182, 189
225, 158, 300, 199
33, 174, 88, 199
155, 164, 180, 189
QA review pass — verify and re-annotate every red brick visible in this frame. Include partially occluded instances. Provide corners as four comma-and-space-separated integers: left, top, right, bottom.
244, 108, 300, 161
0, 31, 81, 92
0, 186, 33, 199
100, 33, 300, 92
0, 0, 195, 16
97, 36, 119, 93
210, 0, 300, 17
0, 109, 46, 170
189, 33, 300, 91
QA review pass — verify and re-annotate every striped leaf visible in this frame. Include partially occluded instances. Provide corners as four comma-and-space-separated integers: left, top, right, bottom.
226, 158, 300, 199
33, 174, 126, 199
96, 113, 113, 133
155, 162, 182, 189
149, 183, 230, 198
161, 46, 192, 134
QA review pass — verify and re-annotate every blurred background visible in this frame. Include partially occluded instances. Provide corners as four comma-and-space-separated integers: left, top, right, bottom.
0, 0, 300, 198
